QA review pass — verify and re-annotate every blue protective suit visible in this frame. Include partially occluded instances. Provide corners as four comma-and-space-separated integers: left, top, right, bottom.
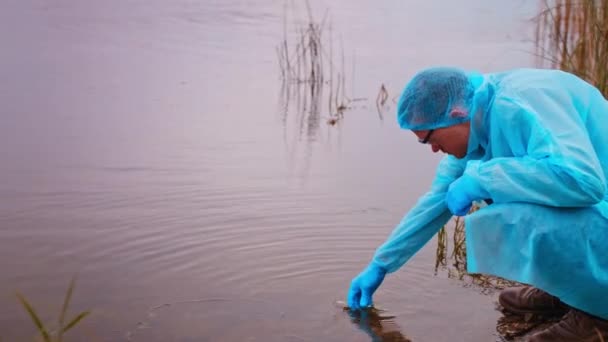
374, 68, 608, 319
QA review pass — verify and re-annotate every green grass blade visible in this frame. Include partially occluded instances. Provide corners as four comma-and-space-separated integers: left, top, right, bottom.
58, 276, 77, 341
15, 292, 52, 342
59, 277, 76, 327
61, 311, 90, 333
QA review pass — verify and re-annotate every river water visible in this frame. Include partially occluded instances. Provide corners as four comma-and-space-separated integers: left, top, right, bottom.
0, 1, 536, 341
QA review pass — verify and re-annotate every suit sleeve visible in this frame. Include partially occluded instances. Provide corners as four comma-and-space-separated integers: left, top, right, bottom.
373, 155, 465, 273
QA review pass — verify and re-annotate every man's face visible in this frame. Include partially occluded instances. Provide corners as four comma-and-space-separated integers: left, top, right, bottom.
412, 122, 471, 158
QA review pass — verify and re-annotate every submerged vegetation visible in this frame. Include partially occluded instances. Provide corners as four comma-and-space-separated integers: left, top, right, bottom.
16, 277, 90, 342
435, 209, 518, 292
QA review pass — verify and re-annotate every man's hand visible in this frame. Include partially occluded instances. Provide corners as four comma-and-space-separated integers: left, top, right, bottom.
347, 262, 386, 310
445, 175, 488, 216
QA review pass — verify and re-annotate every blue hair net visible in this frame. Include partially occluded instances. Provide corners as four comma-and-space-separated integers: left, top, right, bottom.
396, 67, 478, 131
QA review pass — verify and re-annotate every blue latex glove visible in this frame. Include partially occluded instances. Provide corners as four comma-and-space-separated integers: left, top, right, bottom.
445, 175, 489, 216
347, 262, 386, 310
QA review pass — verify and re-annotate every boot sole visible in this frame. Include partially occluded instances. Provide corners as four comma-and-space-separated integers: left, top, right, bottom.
498, 297, 569, 317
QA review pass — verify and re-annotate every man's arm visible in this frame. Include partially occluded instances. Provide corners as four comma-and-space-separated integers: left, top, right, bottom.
373, 155, 466, 273
464, 95, 606, 207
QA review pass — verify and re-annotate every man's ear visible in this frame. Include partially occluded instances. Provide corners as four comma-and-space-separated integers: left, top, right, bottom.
450, 107, 468, 118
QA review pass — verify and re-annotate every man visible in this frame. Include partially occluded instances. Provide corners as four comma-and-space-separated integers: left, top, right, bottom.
347, 67, 608, 340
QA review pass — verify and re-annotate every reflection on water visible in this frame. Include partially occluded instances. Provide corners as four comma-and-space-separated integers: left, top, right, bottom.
279, 77, 325, 143
345, 306, 411, 342
276, 1, 352, 179
495, 303, 562, 341
276, 1, 391, 181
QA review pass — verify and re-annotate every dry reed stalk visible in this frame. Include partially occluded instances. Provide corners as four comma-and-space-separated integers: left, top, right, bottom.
435, 226, 447, 271
535, 0, 608, 97
276, 0, 352, 124
596, 327, 606, 342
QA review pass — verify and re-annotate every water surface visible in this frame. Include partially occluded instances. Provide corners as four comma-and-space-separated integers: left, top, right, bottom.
0, 1, 535, 341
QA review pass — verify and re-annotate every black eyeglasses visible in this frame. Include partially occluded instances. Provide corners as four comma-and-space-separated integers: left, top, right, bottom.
418, 129, 435, 144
